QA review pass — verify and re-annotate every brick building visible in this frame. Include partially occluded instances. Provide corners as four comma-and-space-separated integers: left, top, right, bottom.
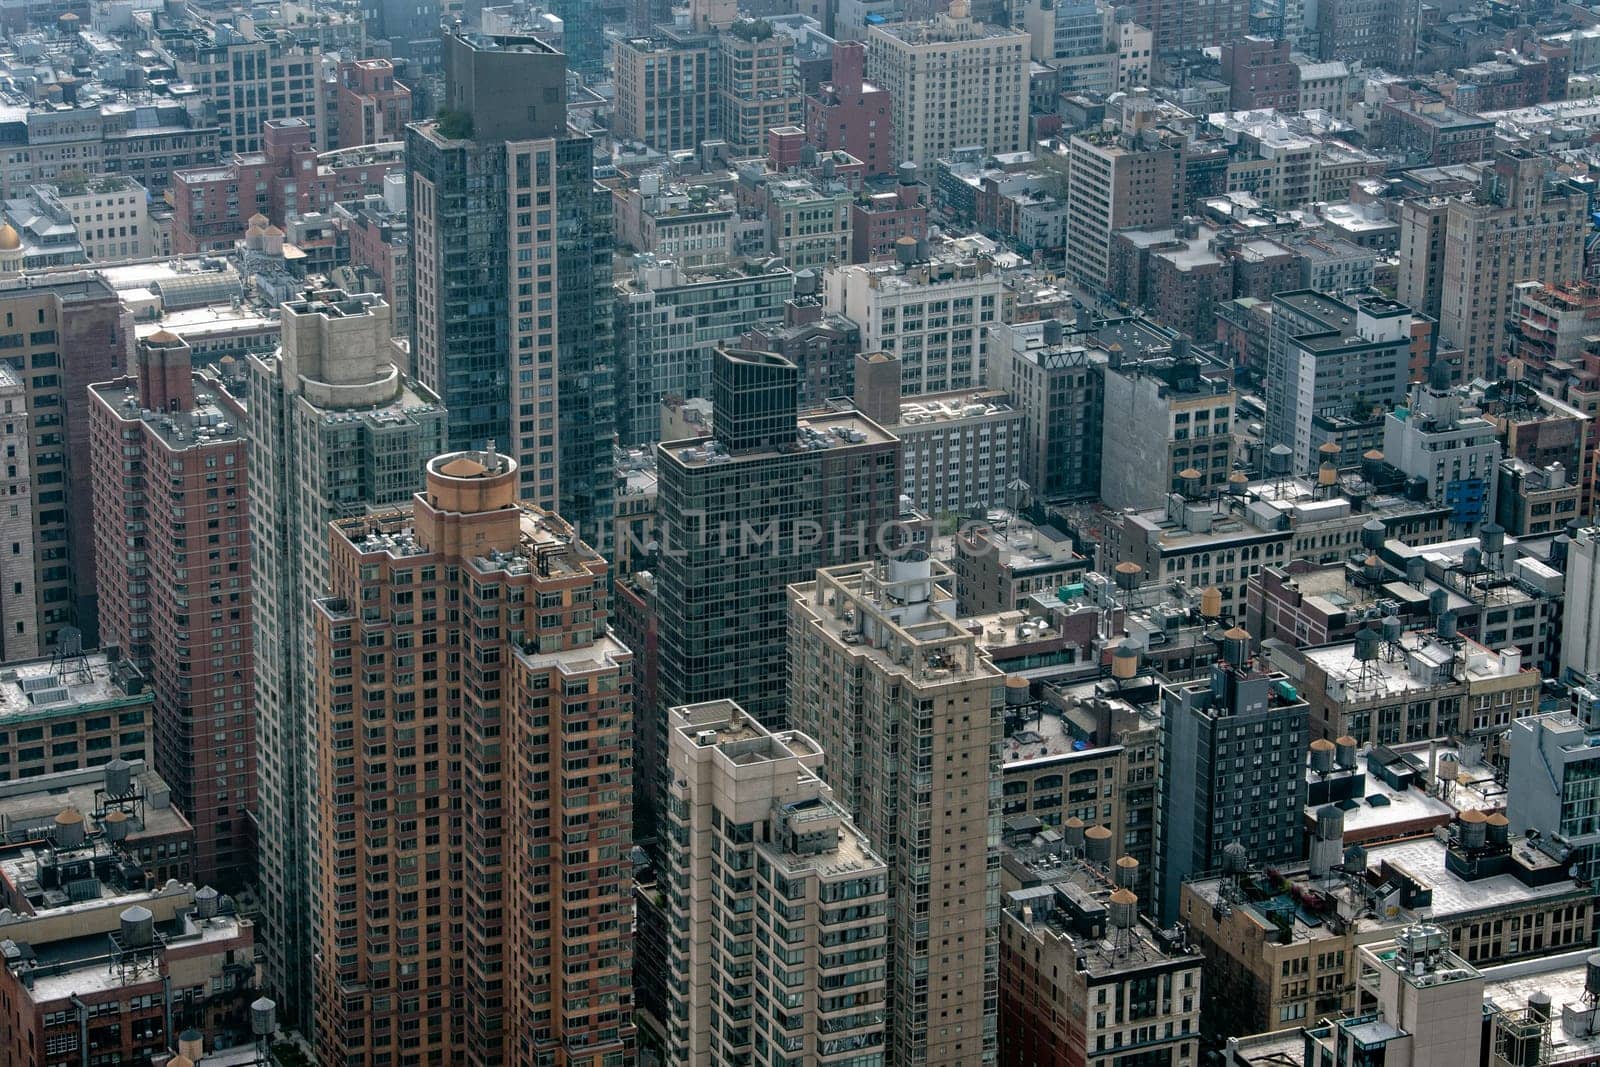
310, 449, 634, 1065
168, 117, 403, 253
89, 331, 255, 889
806, 41, 895, 177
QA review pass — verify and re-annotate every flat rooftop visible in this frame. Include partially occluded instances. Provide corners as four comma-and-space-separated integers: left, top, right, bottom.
1004, 850, 1202, 974
0, 761, 189, 846
133, 304, 277, 339
1482, 950, 1600, 1065
91, 377, 243, 451
1312, 742, 1500, 840
1003, 694, 1124, 766
662, 409, 896, 468
1302, 635, 1524, 703
794, 563, 1004, 686
24, 911, 246, 1002
892, 388, 1016, 428
1363, 836, 1582, 915
0, 654, 149, 724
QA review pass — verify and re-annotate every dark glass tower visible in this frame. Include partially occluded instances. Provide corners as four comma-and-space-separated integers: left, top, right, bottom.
711, 348, 800, 454
408, 32, 615, 546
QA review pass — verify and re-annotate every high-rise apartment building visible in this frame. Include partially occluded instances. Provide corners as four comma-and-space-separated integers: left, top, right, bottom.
1155, 634, 1309, 920
614, 257, 793, 445
613, 30, 718, 153
409, 32, 615, 544
1317, 0, 1421, 71
311, 448, 634, 1066
0, 272, 130, 653
0, 365, 35, 662
88, 331, 255, 888
1382, 372, 1504, 531
1563, 528, 1600, 683
1221, 35, 1300, 111
824, 252, 1002, 396
245, 288, 446, 1022
1121, 0, 1250, 53
865, 0, 1028, 171
334, 58, 413, 149
1266, 290, 1415, 471
150, 12, 327, 156
549, 0, 607, 75
1509, 701, 1600, 881
1396, 195, 1449, 322
1064, 127, 1184, 292
653, 347, 901, 729
806, 41, 895, 178
1095, 342, 1238, 512
718, 21, 806, 157
662, 699, 888, 1065
788, 557, 1002, 1067
1437, 150, 1588, 380
986, 318, 1107, 502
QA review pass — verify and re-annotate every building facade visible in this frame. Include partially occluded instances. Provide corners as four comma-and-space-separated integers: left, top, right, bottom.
865, 1, 1028, 171
0, 273, 130, 652
662, 699, 888, 1066
653, 348, 901, 728
245, 289, 446, 1023
1156, 638, 1310, 920
1437, 151, 1589, 380
310, 448, 634, 1066
789, 557, 1002, 1067
88, 332, 255, 889
408, 32, 615, 544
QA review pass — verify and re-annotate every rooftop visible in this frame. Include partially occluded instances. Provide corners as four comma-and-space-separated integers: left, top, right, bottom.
331, 499, 603, 581
794, 559, 1004, 685
1363, 835, 1580, 916
132, 305, 278, 342
1300, 634, 1525, 703
91, 378, 243, 451
1481, 950, 1600, 1065
0, 652, 149, 724
21, 908, 248, 1002
890, 389, 1015, 428
663, 408, 895, 467
1003, 847, 1200, 975
0, 760, 188, 851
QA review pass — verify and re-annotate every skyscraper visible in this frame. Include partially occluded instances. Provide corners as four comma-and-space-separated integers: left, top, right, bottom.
662, 699, 889, 1065
0, 272, 129, 653
311, 448, 634, 1065
409, 32, 615, 546
653, 347, 902, 730
246, 288, 446, 1023
88, 331, 256, 888
788, 557, 1002, 1067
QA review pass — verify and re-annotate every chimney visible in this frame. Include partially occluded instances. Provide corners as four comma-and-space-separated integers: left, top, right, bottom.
136, 330, 195, 414
854, 352, 902, 426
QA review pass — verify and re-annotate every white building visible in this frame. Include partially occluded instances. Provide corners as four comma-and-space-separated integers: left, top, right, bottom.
825, 252, 1002, 395
1382, 374, 1503, 532
866, 0, 1029, 169
1562, 527, 1600, 682
55, 177, 151, 261
663, 699, 889, 1067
